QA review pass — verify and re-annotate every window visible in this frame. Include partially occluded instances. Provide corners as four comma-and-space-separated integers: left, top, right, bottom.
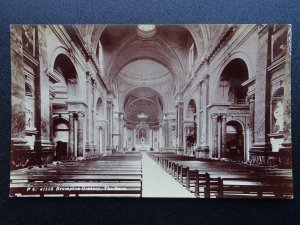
137, 24, 156, 38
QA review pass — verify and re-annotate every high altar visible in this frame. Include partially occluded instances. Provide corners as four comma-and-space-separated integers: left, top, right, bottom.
135, 121, 151, 151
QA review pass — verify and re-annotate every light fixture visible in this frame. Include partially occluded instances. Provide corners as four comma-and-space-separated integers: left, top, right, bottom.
137, 111, 148, 119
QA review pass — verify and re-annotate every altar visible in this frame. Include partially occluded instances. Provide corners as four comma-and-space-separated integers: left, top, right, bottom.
135, 121, 151, 151
136, 143, 151, 151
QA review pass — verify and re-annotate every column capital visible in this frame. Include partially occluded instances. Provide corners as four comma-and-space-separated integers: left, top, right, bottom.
86, 71, 93, 83
247, 93, 255, 103
49, 90, 56, 100
203, 74, 209, 85
176, 101, 184, 109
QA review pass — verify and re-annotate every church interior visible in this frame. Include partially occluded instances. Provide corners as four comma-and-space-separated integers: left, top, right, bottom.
10, 24, 293, 198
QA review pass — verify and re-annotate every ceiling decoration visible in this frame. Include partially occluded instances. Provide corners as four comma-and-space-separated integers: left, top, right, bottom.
120, 59, 169, 81
137, 24, 156, 38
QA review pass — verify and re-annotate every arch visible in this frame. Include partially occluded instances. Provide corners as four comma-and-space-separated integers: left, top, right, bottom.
48, 47, 83, 96
212, 58, 249, 103
90, 25, 210, 83
52, 117, 69, 161
90, 24, 208, 60
186, 99, 197, 119
122, 87, 165, 114
225, 119, 245, 161
53, 53, 80, 97
25, 83, 33, 97
96, 97, 105, 118
107, 36, 182, 83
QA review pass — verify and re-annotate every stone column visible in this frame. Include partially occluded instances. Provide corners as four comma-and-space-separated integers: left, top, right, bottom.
159, 124, 163, 151
279, 32, 292, 168
197, 82, 202, 146
133, 129, 136, 148
11, 25, 31, 163
68, 113, 74, 157
163, 118, 169, 149
85, 72, 95, 155
251, 25, 272, 152
123, 126, 128, 150
95, 125, 100, 154
73, 114, 78, 158
118, 112, 124, 150
106, 100, 113, 154
212, 117, 218, 158
150, 130, 153, 149
176, 102, 184, 154
247, 93, 255, 161
49, 91, 55, 143
221, 116, 227, 158
34, 25, 53, 165
67, 103, 87, 158
91, 82, 96, 148
202, 75, 209, 148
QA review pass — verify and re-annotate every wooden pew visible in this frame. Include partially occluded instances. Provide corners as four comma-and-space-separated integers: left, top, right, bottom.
213, 177, 293, 199
10, 154, 143, 197
151, 153, 293, 199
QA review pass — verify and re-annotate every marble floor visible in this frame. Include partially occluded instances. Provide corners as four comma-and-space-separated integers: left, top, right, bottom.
141, 152, 195, 198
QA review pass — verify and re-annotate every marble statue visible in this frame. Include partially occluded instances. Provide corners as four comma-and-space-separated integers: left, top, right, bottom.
274, 101, 284, 132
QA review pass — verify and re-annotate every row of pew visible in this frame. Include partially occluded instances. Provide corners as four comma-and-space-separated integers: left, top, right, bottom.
150, 152, 293, 199
10, 152, 143, 197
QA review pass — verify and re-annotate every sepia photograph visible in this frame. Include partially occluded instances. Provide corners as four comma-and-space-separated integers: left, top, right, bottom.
10, 24, 293, 198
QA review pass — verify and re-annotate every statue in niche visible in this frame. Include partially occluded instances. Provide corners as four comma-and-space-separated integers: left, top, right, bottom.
274, 101, 284, 133
25, 108, 33, 129
22, 25, 34, 55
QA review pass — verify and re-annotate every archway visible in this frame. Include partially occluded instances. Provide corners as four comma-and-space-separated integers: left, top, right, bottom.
225, 120, 245, 161
53, 54, 79, 97
185, 99, 197, 155
51, 53, 80, 159
123, 87, 164, 151
217, 58, 249, 104
53, 117, 69, 161
96, 97, 106, 155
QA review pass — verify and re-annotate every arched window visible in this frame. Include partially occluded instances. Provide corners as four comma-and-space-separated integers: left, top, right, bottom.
96, 41, 104, 71
96, 97, 105, 118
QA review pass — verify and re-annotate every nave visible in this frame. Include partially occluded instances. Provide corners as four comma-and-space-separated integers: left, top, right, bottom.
10, 152, 292, 198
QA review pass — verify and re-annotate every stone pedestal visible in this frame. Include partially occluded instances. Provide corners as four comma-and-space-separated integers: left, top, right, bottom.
176, 147, 184, 155
269, 132, 284, 152
195, 146, 209, 159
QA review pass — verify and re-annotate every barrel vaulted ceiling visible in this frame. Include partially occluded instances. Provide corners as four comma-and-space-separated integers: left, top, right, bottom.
72, 24, 233, 125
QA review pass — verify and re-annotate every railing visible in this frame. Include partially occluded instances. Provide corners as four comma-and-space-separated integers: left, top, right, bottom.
230, 99, 247, 106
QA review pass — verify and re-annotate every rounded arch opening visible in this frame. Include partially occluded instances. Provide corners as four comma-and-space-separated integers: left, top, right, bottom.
185, 99, 197, 153
123, 87, 164, 128
217, 58, 249, 104
225, 120, 245, 161
53, 53, 80, 97
271, 87, 284, 133
53, 117, 69, 161
96, 97, 105, 118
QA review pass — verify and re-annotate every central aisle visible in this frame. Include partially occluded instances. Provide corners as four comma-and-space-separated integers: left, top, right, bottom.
142, 152, 195, 198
